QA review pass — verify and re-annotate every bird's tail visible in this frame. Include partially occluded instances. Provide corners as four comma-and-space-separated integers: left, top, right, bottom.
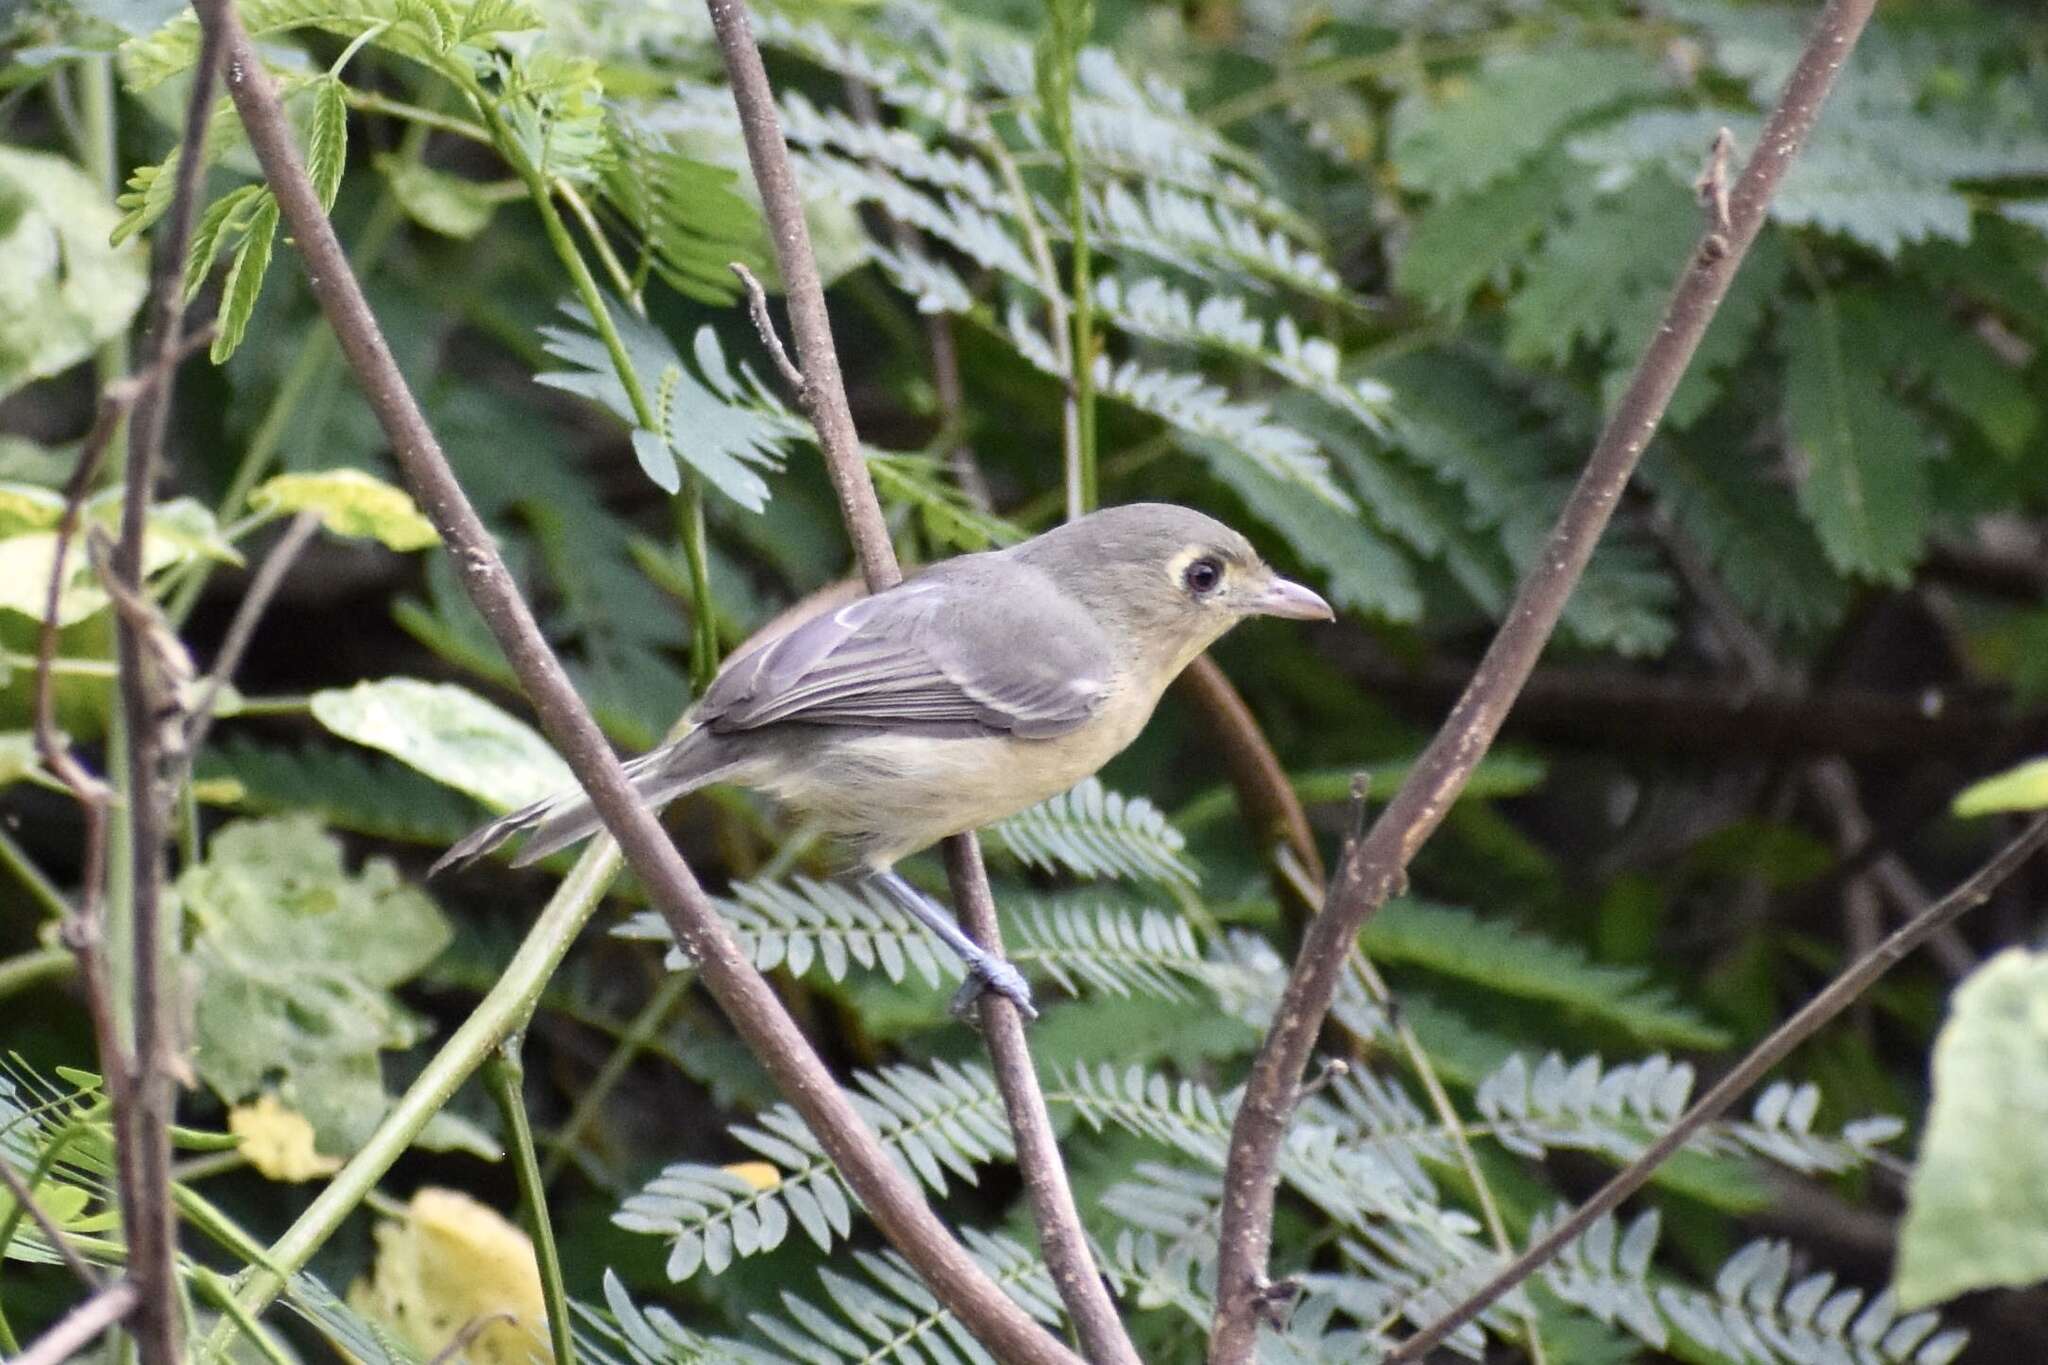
428, 729, 744, 878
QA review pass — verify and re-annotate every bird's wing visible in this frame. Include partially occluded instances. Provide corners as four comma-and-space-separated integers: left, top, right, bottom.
699, 565, 1114, 738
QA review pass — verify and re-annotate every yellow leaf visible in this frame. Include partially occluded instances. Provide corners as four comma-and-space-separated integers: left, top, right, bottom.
349, 1188, 551, 1365
229, 1094, 342, 1181
723, 1160, 782, 1191
1954, 757, 2048, 817
190, 776, 247, 804
251, 469, 440, 551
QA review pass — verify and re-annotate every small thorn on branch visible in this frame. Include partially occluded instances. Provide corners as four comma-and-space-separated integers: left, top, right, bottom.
1248, 1277, 1303, 1331
731, 261, 806, 399
1299, 1057, 1350, 1098
1694, 126, 1735, 255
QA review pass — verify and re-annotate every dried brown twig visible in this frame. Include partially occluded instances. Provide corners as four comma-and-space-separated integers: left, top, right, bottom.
1209, 0, 1884, 1358
197, 0, 1084, 1358
704, 4, 1134, 1358
10, 1280, 140, 1365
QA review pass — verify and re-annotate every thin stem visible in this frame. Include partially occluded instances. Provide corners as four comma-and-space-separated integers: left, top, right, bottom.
483, 1041, 577, 1365
0, 947, 76, 999
556, 177, 643, 315
0, 829, 74, 921
339, 86, 491, 143
541, 972, 690, 1187
1386, 813, 2048, 1361
182, 511, 320, 764
679, 479, 719, 691
203, 843, 616, 1352
10, 1280, 138, 1365
0, 649, 119, 677
1039, 7, 1096, 516
1209, 0, 1882, 1357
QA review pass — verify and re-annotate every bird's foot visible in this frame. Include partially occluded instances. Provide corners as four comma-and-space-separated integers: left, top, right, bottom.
950, 951, 1038, 1023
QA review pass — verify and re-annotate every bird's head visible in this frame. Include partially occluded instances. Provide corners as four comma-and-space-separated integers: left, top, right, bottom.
1014, 503, 1333, 676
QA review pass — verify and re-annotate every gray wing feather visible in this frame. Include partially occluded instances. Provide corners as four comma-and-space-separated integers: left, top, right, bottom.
699, 563, 1112, 739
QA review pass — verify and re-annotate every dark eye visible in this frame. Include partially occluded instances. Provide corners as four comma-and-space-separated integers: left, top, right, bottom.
1183, 556, 1224, 596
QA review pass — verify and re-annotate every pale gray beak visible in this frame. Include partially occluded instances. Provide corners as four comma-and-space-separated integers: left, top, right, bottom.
1246, 575, 1334, 621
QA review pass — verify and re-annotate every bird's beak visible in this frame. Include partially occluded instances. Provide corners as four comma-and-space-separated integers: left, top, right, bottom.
1245, 575, 1334, 621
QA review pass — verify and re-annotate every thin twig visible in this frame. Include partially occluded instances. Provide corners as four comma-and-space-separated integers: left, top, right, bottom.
182, 510, 320, 763
705, 3, 1133, 1359
0, 1158, 103, 1289
200, 7, 1082, 1361
1383, 813, 2048, 1362
731, 262, 805, 394
426, 1313, 518, 1365
483, 1041, 576, 1365
10, 1280, 139, 1365
1208, 1, 1881, 1357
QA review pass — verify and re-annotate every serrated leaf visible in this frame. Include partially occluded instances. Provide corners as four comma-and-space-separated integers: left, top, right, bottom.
309, 677, 571, 812
0, 146, 148, 397
181, 816, 450, 1153
1396, 147, 1581, 312
1897, 948, 2048, 1307
212, 193, 279, 363
251, 469, 439, 550
1952, 758, 2048, 817
306, 76, 348, 210
183, 184, 269, 301
1780, 297, 1927, 583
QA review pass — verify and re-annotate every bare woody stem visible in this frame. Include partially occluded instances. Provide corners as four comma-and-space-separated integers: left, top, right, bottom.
704, 4, 1138, 1363
1386, 812, 2048, 1361
10, 1281, 139, 1365
1207, 0, 1880, 1358
197, 4, 1080, 1361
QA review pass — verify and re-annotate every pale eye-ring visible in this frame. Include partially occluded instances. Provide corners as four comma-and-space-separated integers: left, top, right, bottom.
1183, 556, 1224, 597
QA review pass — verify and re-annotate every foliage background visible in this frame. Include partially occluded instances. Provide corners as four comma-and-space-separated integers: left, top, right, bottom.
2, 0, 2047, 1360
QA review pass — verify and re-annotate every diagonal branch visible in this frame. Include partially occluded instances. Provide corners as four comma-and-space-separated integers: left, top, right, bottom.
1384, 812, 2048, 1361
1207, 0, 1882, 1358
11, 1280, 139, 1365
703, 4, 1136, 1361
195, 4, 1080, 1361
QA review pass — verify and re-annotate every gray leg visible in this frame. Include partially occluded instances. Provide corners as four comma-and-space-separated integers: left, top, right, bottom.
866, 870, 1037, 1021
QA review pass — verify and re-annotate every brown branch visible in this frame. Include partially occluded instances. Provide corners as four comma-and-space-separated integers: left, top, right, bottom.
705, 4, 1134, 1361
1382, 812, 2048, 1362
1176, 657, 1324, 918
0, 1157, 103, 1289
1208, 1, 1881, 1357
182, 510, 321, 763
198, 5, 1083, 1361
11, 1280, 139, 1365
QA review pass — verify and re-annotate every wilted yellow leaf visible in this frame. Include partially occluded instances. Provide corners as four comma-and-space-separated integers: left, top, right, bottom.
230, 1095, 343, 1182
349, 1188, 550, 1365
723, 1160, 782, 1191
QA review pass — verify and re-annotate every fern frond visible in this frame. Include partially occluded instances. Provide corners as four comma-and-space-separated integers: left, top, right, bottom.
1365, 900, 1727, 1048
575, 1271, 716, 1364
1542, 1209, 1967, 1365
601, 116, 762, 304
986, 776, 1199, 889
196, 739, 480, 847
1339, 1220, 1529, 1359
736, 1229, 1062, 1364
614, 1060, 1010, 1279
1007, 898, 1213, 1000
1475, 1051, 1907, 1176
1074, 181, 1347, 303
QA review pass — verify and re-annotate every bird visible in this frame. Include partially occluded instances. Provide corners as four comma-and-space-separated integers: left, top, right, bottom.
431, 502, 1333, 1018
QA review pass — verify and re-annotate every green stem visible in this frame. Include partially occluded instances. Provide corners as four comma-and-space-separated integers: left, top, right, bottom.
0, 946, 76, 998
539, 972, 689, 1187
340, 86, 491, 143
678, 481, 718, 691
1039, 9, 1096, 517
0, 827, 74, 921
0, 649, 119, 677
483, 1040, 577, 1365
202, 841, 620, 1356
556, 177, 642, 316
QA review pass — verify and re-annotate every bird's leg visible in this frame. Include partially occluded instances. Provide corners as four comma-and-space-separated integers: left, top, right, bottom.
865, 869, 1038, 1021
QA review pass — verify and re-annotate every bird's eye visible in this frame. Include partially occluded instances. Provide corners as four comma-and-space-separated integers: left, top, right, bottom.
1183, 556, 1224, 596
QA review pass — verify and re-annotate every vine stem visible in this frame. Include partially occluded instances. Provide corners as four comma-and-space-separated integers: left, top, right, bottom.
705, 3, 1136, 1359
484, 1040, 578, 1365
199, 6, 1082, 1361
1208, 0, 1882, 1358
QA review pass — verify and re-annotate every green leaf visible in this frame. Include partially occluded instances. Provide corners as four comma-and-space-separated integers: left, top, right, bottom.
536, 304, 795, 509
211, 193, 279, 364
1363, 900, 1729, 1048
0, 489, 240, 624
374, 153, 498, 239
309, 677, 571, 812
0, 146, 148, 398
1506, 174, 1700, 368
1952, 758, 2048, 817
1779, 297, 1928, 583
250, 469, 439, 550
183, 184, 269, 301
1390, 45, 1667, 196
1897, 948, 2048, 1308
180, 816, 451, 1153
1395, 147, 1580, 313
305, 76, 349, 211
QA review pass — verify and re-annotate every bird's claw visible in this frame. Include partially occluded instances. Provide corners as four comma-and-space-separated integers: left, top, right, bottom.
950, 954, 1038, 1023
